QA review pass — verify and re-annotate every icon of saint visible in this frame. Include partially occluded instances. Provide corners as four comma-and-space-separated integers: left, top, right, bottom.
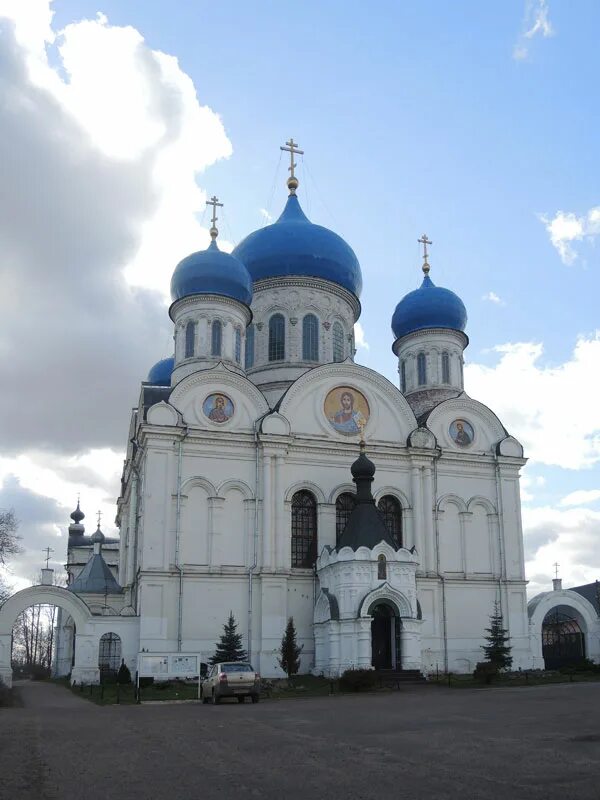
452, 420, 472, 446
330, 390, 365, 434
208, 394, 230, 423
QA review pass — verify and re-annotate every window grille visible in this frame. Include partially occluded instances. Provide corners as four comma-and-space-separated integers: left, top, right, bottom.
442, 352, 450, 384
302, 314, 319, 361
211, 320, 222, 356
98, 632, 121, 678
235, 328, 241, 363
245, 324, 255, 369
291, 490, 317, 568
335, 492, 356, 544
332, 321, 344, 362
417, 352, 427, 386
268, 314, 285, 361
185, 321, 195, 358
400, 360, 407, 392
377, 495, 402, 548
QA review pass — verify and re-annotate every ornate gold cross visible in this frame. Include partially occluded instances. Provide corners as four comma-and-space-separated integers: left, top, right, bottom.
206, 195, 223, 240
418, 233, 432, 274
280, 138, 304, 194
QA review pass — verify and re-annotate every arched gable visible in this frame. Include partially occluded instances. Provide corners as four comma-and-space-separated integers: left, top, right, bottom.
216, 478, 254, 499
437, 493, 468, 513
0, 585, 92, 636
328, 483, 357, 504
169, 364, 269, 432
181, 476, 217, 497
284, 481, 326, 504
374, 486, 411, 510
528, 590, 598, 633
467, 496, 497, 515
426, 395, 518, 456
358, 583, 412, 618
277, 362, 417, 443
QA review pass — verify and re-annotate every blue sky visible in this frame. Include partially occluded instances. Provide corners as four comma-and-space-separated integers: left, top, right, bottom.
0, 0, 598, 593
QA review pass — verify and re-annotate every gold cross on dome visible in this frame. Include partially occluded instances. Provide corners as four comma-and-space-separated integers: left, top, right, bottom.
206, 195, 223, 240
418, 233, 432, 274
553, 562, 560, 579
280, 138, 304, 194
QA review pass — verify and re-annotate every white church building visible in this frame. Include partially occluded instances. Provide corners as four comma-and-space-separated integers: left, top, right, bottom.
2, 142, 598, 685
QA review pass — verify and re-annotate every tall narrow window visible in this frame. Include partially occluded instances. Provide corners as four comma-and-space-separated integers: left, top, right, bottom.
377, 554, 387, 580
400, 360, 407, 393
235, 328, 242, 364
442, 351, 450, 384
377, 495, 402, 548
211, 319, 222, 357
332, 321, 344, 362
417, 352, 427, 386
335, 492, 356, 544
185, 321, 195, 358
302, 314, 319, 361
245, 324, 255, 369
291, 490, 317, 568
268, 314, 285, 362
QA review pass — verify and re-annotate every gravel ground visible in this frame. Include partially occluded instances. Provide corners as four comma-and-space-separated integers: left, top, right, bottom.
1, 680, 600, 800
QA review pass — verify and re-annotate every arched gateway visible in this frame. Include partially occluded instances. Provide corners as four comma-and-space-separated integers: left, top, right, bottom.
0, 585, 98, 688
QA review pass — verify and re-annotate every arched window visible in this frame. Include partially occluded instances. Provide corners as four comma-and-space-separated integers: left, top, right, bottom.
235, 328, 242, 364
417, 352, 427, 386
377, 554, 387, 580
291, 490, 317, 568
400, 360, 407, 393
98, 632, 121, 678
185, 321, 195, 358
335, 492, 356, 544
211, 320, 222, 357
302, 314, 319, 361
442, 351, 450, 384
377, 495, 402, 548
332, 321, 344, 362
269, 314, 285, 362
245, 324, 255, 369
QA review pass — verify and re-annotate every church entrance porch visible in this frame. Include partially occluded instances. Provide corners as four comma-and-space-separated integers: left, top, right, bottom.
370, 601, 401, 670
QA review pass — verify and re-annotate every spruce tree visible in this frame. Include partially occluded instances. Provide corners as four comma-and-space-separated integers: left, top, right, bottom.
210, 611, 248, 665
481, 602, 513, 671
278, 617, 303, 680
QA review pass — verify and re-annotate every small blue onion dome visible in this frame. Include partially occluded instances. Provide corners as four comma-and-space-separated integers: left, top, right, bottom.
147, 357, 174, 386
91, 526, 105, 544
170, 240, 252, 306
392, 274, 467, 340
232, 194, 362, 298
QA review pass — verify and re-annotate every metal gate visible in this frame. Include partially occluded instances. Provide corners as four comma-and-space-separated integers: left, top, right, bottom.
542, 610, 585, 669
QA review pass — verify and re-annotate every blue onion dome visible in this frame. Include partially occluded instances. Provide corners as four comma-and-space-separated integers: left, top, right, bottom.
232, 193, 363, 298
392, 267, 467, 341
147, 356, 174, 386
170, 239, 252, 306
91, 525, 105, 544
70, 501, 85, 524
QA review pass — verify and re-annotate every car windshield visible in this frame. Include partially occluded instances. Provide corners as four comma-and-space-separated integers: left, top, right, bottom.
221, 663, 253, 673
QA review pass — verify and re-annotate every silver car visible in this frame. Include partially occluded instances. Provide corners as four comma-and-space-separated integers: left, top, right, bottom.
200, 662, 261, 704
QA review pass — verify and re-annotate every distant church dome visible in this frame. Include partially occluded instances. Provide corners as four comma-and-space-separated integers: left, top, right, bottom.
147, 357, 174, 386
392, 274, 467, 341
170, 240, 253, 306
233, 193, 363, 297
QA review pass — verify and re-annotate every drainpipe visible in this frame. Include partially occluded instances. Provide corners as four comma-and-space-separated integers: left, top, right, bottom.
433, 453, 448, 673
129, 438, 145, 612
175, 426, 189, 652
248, 413, 269, 665
494, 455, 507, 618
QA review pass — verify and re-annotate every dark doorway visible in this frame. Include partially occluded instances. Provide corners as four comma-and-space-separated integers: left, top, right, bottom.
371, 603, 397, 670
542, 608, 586, 669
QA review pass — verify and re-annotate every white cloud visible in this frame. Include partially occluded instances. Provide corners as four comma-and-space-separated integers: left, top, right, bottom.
539, 207, 600, 265
354, 322, 370, 351
520, 472, 546, 502
560, 489, 600, 507
466, 334, 600, 469
482, 291, 504, 305
513, 0, 554, 60
260, 208, 273, 223
523, 504, 600, 597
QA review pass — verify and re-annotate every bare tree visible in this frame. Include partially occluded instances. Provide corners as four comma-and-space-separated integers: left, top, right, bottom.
0, 510, 21, 566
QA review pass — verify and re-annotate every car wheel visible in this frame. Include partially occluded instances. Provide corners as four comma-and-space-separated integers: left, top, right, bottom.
201, 688, 209, 704
211, 690, 219, 705
251, 694, 259, 704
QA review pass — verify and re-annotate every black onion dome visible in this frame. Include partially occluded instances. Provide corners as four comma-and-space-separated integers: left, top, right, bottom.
70, 501, 85, 524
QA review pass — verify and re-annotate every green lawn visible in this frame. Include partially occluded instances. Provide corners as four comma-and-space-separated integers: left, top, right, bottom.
61, 678, 199, 705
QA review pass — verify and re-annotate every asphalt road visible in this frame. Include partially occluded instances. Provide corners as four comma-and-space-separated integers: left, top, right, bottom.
1, 680, 600, 800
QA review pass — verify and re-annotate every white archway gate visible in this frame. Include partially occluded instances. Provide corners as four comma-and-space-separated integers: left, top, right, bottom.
0, 585, 99, 688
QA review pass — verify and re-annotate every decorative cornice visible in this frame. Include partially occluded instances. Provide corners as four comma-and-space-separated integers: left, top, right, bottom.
252, 276, 361, 321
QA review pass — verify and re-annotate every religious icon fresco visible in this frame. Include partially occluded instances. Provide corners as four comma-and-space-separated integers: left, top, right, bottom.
203, 393, 234, 424
449, 419, 474, 447
324, 386, 370, 435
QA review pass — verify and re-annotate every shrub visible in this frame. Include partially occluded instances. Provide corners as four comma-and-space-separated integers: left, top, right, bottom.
339, 668, 377, 692
473, 661, 499, 684
117, 659, 132, 685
